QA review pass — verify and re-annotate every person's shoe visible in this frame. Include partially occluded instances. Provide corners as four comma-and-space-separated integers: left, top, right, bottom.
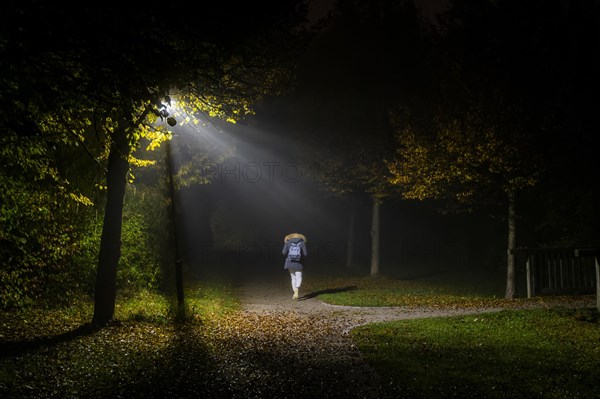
293, 288, 299, 300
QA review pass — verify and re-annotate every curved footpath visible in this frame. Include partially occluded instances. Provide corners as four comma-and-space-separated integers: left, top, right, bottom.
236, 277, 594, 333
209, 277, 595, 399
238, 281, 506, 334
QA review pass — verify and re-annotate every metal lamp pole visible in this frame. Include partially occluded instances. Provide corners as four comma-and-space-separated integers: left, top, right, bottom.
165, 137, 185, 310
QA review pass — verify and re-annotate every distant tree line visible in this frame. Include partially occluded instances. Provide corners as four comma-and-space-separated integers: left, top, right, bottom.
299, 0, 599, 298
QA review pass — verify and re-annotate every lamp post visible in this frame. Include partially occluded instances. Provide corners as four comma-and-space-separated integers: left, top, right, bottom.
165, 137, 185, 311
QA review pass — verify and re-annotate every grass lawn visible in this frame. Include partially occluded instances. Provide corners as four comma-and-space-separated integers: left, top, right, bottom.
305, 269, 600, 399
351, 308, 600, 399
304, 269, 592, 309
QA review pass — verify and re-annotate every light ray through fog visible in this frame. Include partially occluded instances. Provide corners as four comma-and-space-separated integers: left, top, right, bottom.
179, 118, 342, 231
166, 112, 347, 269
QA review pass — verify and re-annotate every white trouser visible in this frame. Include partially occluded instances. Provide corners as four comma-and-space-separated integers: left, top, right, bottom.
289, 270, 302, 291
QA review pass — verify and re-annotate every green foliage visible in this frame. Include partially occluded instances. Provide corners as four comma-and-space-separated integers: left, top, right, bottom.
0, 129, 170, 310
71, 215, 102, 296
387, 113, 538, 212
1, 2, 315, 324
119, 188, 165, 292
312, 140, 397, 203
0, 133, 93, 309
352, 308, 600, 398
74, 182, 170, 296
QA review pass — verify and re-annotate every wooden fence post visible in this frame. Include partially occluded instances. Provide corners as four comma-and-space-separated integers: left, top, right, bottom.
526, 255, 532, 299
594, 256, 600, 312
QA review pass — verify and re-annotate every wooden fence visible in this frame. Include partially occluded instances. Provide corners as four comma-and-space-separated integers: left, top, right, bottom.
513, 248, 600, 310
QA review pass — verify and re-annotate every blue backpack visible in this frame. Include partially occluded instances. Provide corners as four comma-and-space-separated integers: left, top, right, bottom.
288, 242, 302, 261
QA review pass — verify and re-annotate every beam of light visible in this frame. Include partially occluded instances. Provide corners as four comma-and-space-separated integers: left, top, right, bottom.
195, 121, 341, 231
155, 95, 347, 271
165, 113, 345, 269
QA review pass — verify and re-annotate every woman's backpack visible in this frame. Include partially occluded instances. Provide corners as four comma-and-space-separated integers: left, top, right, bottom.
288, 242, 302, 261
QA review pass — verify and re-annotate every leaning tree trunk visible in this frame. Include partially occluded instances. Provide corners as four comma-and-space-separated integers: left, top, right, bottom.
505, 191, 517, 299
370, 198, 380, 276
345, 197, 356, 268
92, 127, 130, 327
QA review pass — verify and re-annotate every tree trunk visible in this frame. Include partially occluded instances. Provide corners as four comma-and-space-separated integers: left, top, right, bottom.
370, 198, 380, 276
92, 127, 130, 327
505, 191, 516, 299
345, 197, 356, 268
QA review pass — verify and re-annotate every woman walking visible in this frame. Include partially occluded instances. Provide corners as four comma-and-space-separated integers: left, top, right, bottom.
282, 233, 307, 300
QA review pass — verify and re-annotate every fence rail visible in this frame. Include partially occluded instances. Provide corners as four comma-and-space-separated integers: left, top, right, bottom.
512, 248, 600, 310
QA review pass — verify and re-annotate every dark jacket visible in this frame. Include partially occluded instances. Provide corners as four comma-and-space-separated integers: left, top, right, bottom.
282, 233, 307, 270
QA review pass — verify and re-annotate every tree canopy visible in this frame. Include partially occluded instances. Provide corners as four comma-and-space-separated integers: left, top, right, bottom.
385, 0, 600, 297
0, 1, 315, 323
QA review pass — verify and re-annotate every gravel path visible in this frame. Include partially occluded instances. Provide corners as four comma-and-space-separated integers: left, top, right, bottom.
206, 275, 595, 398
237, 278, 508, 333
